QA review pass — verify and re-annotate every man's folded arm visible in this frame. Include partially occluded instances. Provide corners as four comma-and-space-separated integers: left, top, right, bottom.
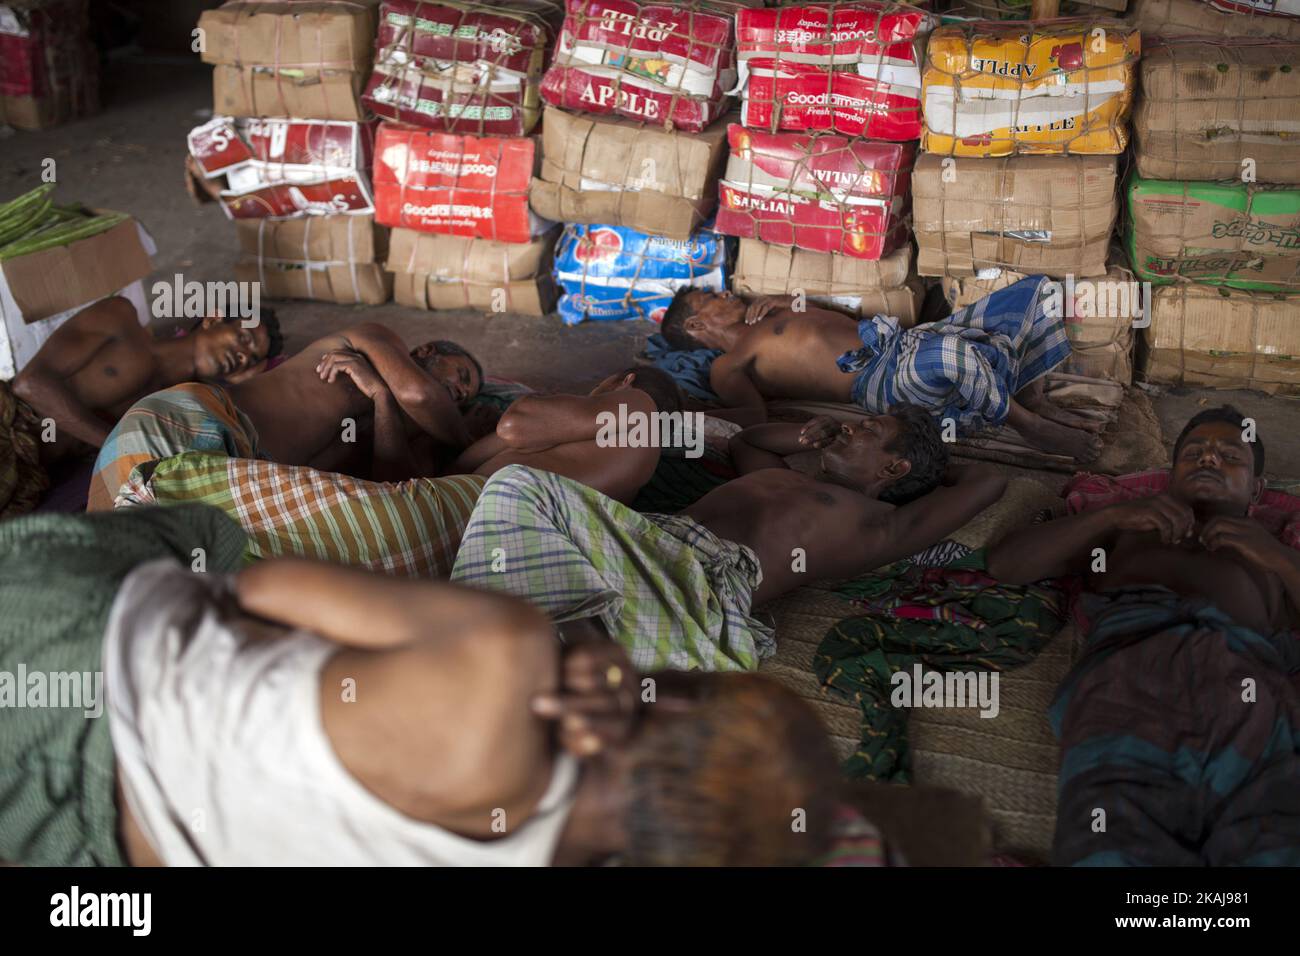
495, 390, 654, 453
986, 509, 1118, 584
867, 463, 1007, 570
728, 423, 804, 473
710, 354, 767, 427
344, 323, 470, 448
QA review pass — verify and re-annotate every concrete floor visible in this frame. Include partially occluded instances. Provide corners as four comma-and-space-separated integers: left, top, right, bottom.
4, 57, 1300, 480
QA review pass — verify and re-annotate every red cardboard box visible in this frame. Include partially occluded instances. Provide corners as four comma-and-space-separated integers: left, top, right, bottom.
186, 117, 375, 219
540, 0, 753, 133
372, 122, 546, 242
714, 124, 913, 259
734, 2, 928, 140
362, 0, 562, 136
0, 0, 99, 129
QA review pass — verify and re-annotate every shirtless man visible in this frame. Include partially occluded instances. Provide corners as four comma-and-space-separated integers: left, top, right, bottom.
2, 295, 277, 516
450, 366, 682, 503
988, 406, 1300, 866
90, 322, 481, 510
659, 278, 1102, 462
450, 403, 1007, 671
0, 504, 841, 867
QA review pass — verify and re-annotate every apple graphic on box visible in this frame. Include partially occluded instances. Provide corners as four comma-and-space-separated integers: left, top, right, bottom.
575, 227, 622, 262
1051, 43, 1085, 72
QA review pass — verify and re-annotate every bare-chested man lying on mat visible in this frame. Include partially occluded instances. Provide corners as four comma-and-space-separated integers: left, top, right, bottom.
451, 366, 684, 504
2, 295, 279, 518
659, 275, 1102, 463
89, 322, 482, 510
450, 403, 1006, 672
987, 405, 1300, 866
0, 505, 840, 867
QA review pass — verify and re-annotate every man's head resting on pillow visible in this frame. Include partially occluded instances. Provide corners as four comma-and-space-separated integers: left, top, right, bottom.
660, 288, 746, 351
1170, 404, 1265, 515
818, 404, 948, 505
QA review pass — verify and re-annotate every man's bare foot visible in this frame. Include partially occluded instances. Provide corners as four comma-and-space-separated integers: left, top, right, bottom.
1024, 416, 1104, 463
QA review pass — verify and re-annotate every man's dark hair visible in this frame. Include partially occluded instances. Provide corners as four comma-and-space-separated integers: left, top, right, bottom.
425, 339, 485, 392
1173, 404, 1264, 476
624, 366, 683, 415
622, 672, 840, 866
660, 288, 706, 351
878, 403, 949, 505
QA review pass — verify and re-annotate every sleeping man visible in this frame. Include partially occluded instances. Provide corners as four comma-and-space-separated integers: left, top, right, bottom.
450, 403, 1007, 671
90, 322, 482, 510
987, 406, 1300, 866
451, 366, 683, 504
3, 295, 279, 518
659, 275, 1102, 463
0, 505, 841, 867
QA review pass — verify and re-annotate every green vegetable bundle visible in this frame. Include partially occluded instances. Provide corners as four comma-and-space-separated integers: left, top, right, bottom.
0, 185, 130, 261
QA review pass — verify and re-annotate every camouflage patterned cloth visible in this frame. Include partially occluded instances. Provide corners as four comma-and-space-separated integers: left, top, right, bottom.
816, 549, 1067, 782
1052, 587, 1300, 867
0, 379, 49, 519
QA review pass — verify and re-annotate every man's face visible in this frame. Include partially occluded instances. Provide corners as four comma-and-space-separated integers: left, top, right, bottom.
411, 343, 481, 404
682, 290, 746, 349
193, 319, 270, 381
819, 415, 907, 486
1170, 420, 1261, 515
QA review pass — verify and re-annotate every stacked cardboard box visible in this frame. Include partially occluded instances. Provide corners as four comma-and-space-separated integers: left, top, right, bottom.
1145, 285, 1300, 393
527, 1, 756, 323
710, 3, 928, 321
1128, 35, 1300, 389
362, 1, 565, 315
0, 0, 99, 130
914, 18, 1132, 316
1128, 0, 1300, 39
190, 1, 389, 304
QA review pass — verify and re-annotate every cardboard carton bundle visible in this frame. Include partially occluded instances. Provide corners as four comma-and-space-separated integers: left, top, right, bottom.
1128, 0, 1300, 38
233, 214, 391, 304
186, 116, 376, 219
373, 122, 550, 242
715, 125, 914, 260
921, 19, 1139, 157
941, 256, 1140, 385
362, 0, 564, 136
1126, 176, 1300, 292
912, 153, 1119, 277
552, 221, 728, 324
0, 0, 99, 131
1134, 39, 1300, 184
530, 106, 730, 240
733, 2, 932, 140
732, 240, 922, 324
1142, 284, 1300, 394
540, 0, 758, 133
388, 228, 558, 314
198, 0, 380, 121
0, 214, 155, 378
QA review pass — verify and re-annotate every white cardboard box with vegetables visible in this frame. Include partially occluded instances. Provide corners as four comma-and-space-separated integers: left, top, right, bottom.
0, 184, 156, 379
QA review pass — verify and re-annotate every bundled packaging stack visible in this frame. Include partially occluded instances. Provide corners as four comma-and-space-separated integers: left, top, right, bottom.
711, 2, 931, 324
1128, 0, 1300, 40
534, 0, 755, 323
913, 16, 1140, 383
1128, 33, 1300, 393
369, 0, 565, 315
0, 0, 99, 130
191, 1, 390, 304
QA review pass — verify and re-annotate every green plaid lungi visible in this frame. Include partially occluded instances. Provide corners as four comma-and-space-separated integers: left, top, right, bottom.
450, 464, 775, 672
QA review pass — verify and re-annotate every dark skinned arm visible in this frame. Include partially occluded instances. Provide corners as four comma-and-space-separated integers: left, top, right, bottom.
11, 297, 141, 447
450, 432, 511, 473
342, 322, 471, 449
865, 463, 1008, 570
710, 352, 768, 426
728, 417, 840, 474
370, 390, 419, 482
986, 494, 1198, 585
1200, 515, 1300, 626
